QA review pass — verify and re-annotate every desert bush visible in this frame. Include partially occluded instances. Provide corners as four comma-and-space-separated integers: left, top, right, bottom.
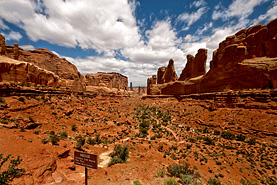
246, 138, 257, 145
203, 136, 215, 145
28, 116, 35, 123
0, 154, 24, 184
49, 134, 60, 145
41, 138, 48, 144
180, 174, 202, 185
87, 137, 96, 145
108, 144, 129, 166
132, 180, 144, 185
240, 178, 258, 185
221, 131, 235, 140
75, 136, 86, 149
0, 119, 8, 125
59, 131, 68, 140
236, 134, 246, 141
71, 124, 77, 132
207, 177, 221, 185
156, 167, 166, 178
167, 162, 195, 178
0, 97, 5, 104
164, 178, 179, 185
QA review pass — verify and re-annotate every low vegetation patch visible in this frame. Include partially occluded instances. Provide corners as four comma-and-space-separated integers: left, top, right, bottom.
0, 154, 24, 184
108, 144, 129, 166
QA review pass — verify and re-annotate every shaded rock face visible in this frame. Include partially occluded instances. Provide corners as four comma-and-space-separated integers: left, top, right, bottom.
157, 67, 166, 84
179, 48, 207, 81
0, 56, 59, 87
85, 72, 128, 90
0, 34, 5, 55
163, 59, 178, 83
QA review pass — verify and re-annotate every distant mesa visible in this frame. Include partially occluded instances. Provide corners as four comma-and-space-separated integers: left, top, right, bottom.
147, 18, 277, 95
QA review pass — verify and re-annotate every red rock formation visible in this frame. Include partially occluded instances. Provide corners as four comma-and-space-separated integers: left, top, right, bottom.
162, 59, 178, 83
148, 18, 277, 95
179, 48, 207, 81
13, 43, 19, 60
0, 56, 59, 87
0, 34, 5, 55
85, 72, 128, 90
19, 49, 82, 81
157, 67, 166, 84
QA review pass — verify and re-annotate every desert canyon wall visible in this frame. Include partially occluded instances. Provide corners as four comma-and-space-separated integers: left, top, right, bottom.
147, 18, 277, 95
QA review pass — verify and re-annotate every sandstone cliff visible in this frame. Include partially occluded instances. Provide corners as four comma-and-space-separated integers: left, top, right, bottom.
148, 18, 277, 95
85, 72, 128, 90
179, 48, 207, 81
158, 59, 178, 84
0, 56, 59, 87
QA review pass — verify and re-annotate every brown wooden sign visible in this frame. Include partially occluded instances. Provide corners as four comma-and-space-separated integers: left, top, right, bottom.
74, 151, 98, 169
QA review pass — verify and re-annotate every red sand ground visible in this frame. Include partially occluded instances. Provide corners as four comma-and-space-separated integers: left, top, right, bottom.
0, 90, 276, 184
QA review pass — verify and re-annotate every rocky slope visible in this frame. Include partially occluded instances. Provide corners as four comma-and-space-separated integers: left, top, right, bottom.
148, 18, 277, 95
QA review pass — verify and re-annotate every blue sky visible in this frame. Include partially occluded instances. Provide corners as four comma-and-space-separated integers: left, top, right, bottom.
0, 0, 276, 86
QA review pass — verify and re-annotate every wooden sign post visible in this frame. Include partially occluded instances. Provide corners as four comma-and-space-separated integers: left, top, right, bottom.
74, 151, 98, 185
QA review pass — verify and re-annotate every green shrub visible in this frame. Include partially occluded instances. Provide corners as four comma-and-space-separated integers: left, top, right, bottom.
0, 97, 6, 104
132, 180, 144, 185
203, 136, 215, 145
0, 119, 8, 124
167, 162, 195, 178
156, 167, 166, 178
49, 134, 60, 145
71, 124, 77, 132
28, 116, 35, 123
240, 178, 258, 185
180, 174, 202, 185
221, 131, 235, 140
0, 154, 24, 184
246, 138, 257, 145
236, 134, 246, 141
75, 136, 86, 149
59, 131, 68, 140
164, 178, 179, 185
108, 144, 129, 166
87, 137, 96, 145
207, 177, 221, 185
41, 138, 49, 144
